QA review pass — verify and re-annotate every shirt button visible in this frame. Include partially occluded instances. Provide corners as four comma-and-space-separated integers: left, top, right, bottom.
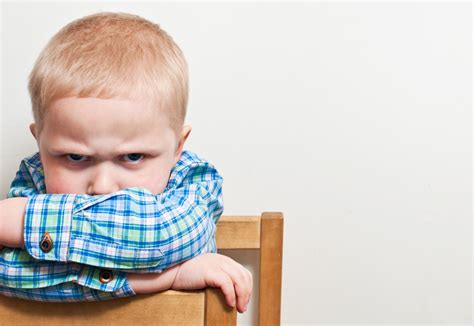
40, 232, 53, 253
99, 270, 114, 283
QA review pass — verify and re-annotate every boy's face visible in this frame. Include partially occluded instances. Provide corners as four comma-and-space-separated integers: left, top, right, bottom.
30, 96, 191, 195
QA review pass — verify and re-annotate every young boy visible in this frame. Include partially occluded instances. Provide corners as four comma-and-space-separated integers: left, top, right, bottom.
0, 12, 251, 313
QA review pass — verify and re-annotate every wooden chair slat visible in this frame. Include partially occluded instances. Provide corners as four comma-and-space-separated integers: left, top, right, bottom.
0, 213, 284, 325
216, 216, 261, 249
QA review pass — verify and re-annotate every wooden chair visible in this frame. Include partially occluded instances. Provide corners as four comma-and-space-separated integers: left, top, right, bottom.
0, 212, 284, 325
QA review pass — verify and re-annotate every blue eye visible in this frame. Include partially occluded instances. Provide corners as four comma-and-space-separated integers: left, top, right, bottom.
124, 153, 144, 164
66, 154, 87, 162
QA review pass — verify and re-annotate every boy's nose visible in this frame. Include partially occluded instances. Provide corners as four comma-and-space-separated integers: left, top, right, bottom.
87, 166, 120, 195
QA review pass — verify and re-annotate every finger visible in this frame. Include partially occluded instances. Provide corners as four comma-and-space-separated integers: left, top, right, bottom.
240, 268, 253, 311
208, 272, 236, 308
224, 265, 251, 310
246, 269, 253, 302
221, 264, 252, 313
233, 275, 251, 313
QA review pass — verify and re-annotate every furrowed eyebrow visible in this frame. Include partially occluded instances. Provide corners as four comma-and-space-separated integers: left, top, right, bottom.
48, 146, 92, 156
48, 146, 162, 156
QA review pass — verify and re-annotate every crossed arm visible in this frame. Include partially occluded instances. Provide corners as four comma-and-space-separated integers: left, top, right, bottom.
3, 151, 222, 269
0, 152, 251, 312
0, 151, 222, 293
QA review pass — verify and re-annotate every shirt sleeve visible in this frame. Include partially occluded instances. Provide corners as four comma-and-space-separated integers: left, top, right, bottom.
2, 162, 134, 300
0, 248, 134, 301
0, 282, 134, 302
15, 151, 224, 272
0, 247, 132, 296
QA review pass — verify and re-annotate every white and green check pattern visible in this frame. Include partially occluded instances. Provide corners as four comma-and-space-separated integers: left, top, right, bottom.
0, 150, 223, 301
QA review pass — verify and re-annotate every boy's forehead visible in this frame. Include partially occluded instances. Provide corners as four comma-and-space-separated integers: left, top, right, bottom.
40, 96, 177, 153
48, 96, 156, 115
46, 96, 165, 127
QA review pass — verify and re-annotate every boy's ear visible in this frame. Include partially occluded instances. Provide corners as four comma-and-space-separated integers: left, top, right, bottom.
29, 123, 37, 140
174, 125, 192, 161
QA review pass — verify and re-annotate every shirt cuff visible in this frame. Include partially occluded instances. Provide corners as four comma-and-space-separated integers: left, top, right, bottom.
24, 194, 76, 262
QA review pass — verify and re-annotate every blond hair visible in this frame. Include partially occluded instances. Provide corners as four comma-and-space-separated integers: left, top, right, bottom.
28, 12, 188, 136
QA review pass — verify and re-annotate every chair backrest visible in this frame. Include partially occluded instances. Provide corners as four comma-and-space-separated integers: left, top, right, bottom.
0, 212, 284, 326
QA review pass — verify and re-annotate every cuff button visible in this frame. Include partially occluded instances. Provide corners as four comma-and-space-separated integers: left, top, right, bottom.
99, 270, 114, 284
40, 232, 53, 253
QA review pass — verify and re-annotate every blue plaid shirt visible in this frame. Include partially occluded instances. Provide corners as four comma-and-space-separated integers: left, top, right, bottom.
0, 150, 223, 301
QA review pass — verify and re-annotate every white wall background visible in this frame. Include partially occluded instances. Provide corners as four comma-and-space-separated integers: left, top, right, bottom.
1, 2, 471, 325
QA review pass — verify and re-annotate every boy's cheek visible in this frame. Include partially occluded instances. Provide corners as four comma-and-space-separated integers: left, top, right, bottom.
125, 163, 172, 195
43, 168, 84, 194
40, 156, 69, 193
45, 177, 81, 194
149, 180, 167, 195
131, 174, 168, 195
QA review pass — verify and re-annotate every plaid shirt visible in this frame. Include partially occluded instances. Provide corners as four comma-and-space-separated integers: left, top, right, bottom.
0, 150, 223, 301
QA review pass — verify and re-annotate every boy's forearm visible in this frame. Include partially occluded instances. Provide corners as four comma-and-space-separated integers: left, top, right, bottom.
0, 197, 27, 248
127, 263, 180, 294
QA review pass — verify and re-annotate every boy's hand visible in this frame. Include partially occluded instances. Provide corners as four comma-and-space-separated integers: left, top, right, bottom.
128, 253, 253, 313
172, 253, 252, 313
